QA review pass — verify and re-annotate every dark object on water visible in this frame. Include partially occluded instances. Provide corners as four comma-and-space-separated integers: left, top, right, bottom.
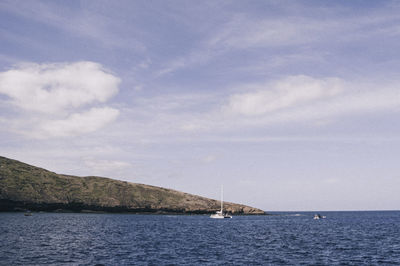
313, 213, 326, 219
24, 212, 32, 216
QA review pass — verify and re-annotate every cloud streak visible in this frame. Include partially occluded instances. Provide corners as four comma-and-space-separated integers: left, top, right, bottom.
221, 76, 400, 129
0, 0, 146, 51
226, 75, 344, 116
157, 3, 400, 77
125, 75, 400, 139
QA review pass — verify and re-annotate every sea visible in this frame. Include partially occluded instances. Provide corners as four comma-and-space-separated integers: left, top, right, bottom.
0, 211, 399, 265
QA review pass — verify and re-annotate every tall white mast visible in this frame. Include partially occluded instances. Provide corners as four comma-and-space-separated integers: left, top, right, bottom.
221, 185, 223, 213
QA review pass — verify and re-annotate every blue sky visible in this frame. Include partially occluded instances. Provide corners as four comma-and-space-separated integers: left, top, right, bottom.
1, 0, 400, 211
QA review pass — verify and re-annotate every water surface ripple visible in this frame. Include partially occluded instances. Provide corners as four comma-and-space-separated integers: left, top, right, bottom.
1, 211, 399, 265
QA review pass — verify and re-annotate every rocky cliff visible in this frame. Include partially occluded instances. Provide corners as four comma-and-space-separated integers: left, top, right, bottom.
0, 156, 265, 215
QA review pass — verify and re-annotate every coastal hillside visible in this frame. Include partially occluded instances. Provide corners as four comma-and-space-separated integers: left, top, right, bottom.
0, 156, 264, 214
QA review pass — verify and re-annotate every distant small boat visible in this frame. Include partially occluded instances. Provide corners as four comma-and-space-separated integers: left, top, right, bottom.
210, 186, 232, 219
313, 214, 326, 219
24, 212, 32, 216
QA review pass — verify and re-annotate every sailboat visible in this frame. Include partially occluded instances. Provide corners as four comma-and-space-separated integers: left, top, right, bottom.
210, 186, 232, 219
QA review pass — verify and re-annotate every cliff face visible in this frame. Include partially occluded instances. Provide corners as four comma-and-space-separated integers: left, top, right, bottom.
0, 156, 265, 215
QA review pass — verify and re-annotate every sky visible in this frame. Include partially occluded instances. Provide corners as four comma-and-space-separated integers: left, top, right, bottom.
1, 0, 400, 211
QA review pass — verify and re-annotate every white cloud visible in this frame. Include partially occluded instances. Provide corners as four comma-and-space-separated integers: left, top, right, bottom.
37, 107, 119, 138
107, 75, 400, 144
0, 61, 120, 113
226, 75, 344, 116
0, 61, 121, 138
219, 76, 400, 130
166, 76, 400, 135
221, 76, 400, 129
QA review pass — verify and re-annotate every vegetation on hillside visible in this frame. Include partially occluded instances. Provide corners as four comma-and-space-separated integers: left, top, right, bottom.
0, 156, 265, 214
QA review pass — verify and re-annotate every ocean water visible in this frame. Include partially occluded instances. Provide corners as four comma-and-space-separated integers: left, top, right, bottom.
0, 211, 399, 265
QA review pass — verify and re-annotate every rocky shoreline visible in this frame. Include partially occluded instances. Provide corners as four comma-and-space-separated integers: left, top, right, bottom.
0, 199, 266, 215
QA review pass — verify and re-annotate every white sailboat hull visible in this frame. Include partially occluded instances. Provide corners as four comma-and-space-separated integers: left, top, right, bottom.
210, 213, 232, 219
